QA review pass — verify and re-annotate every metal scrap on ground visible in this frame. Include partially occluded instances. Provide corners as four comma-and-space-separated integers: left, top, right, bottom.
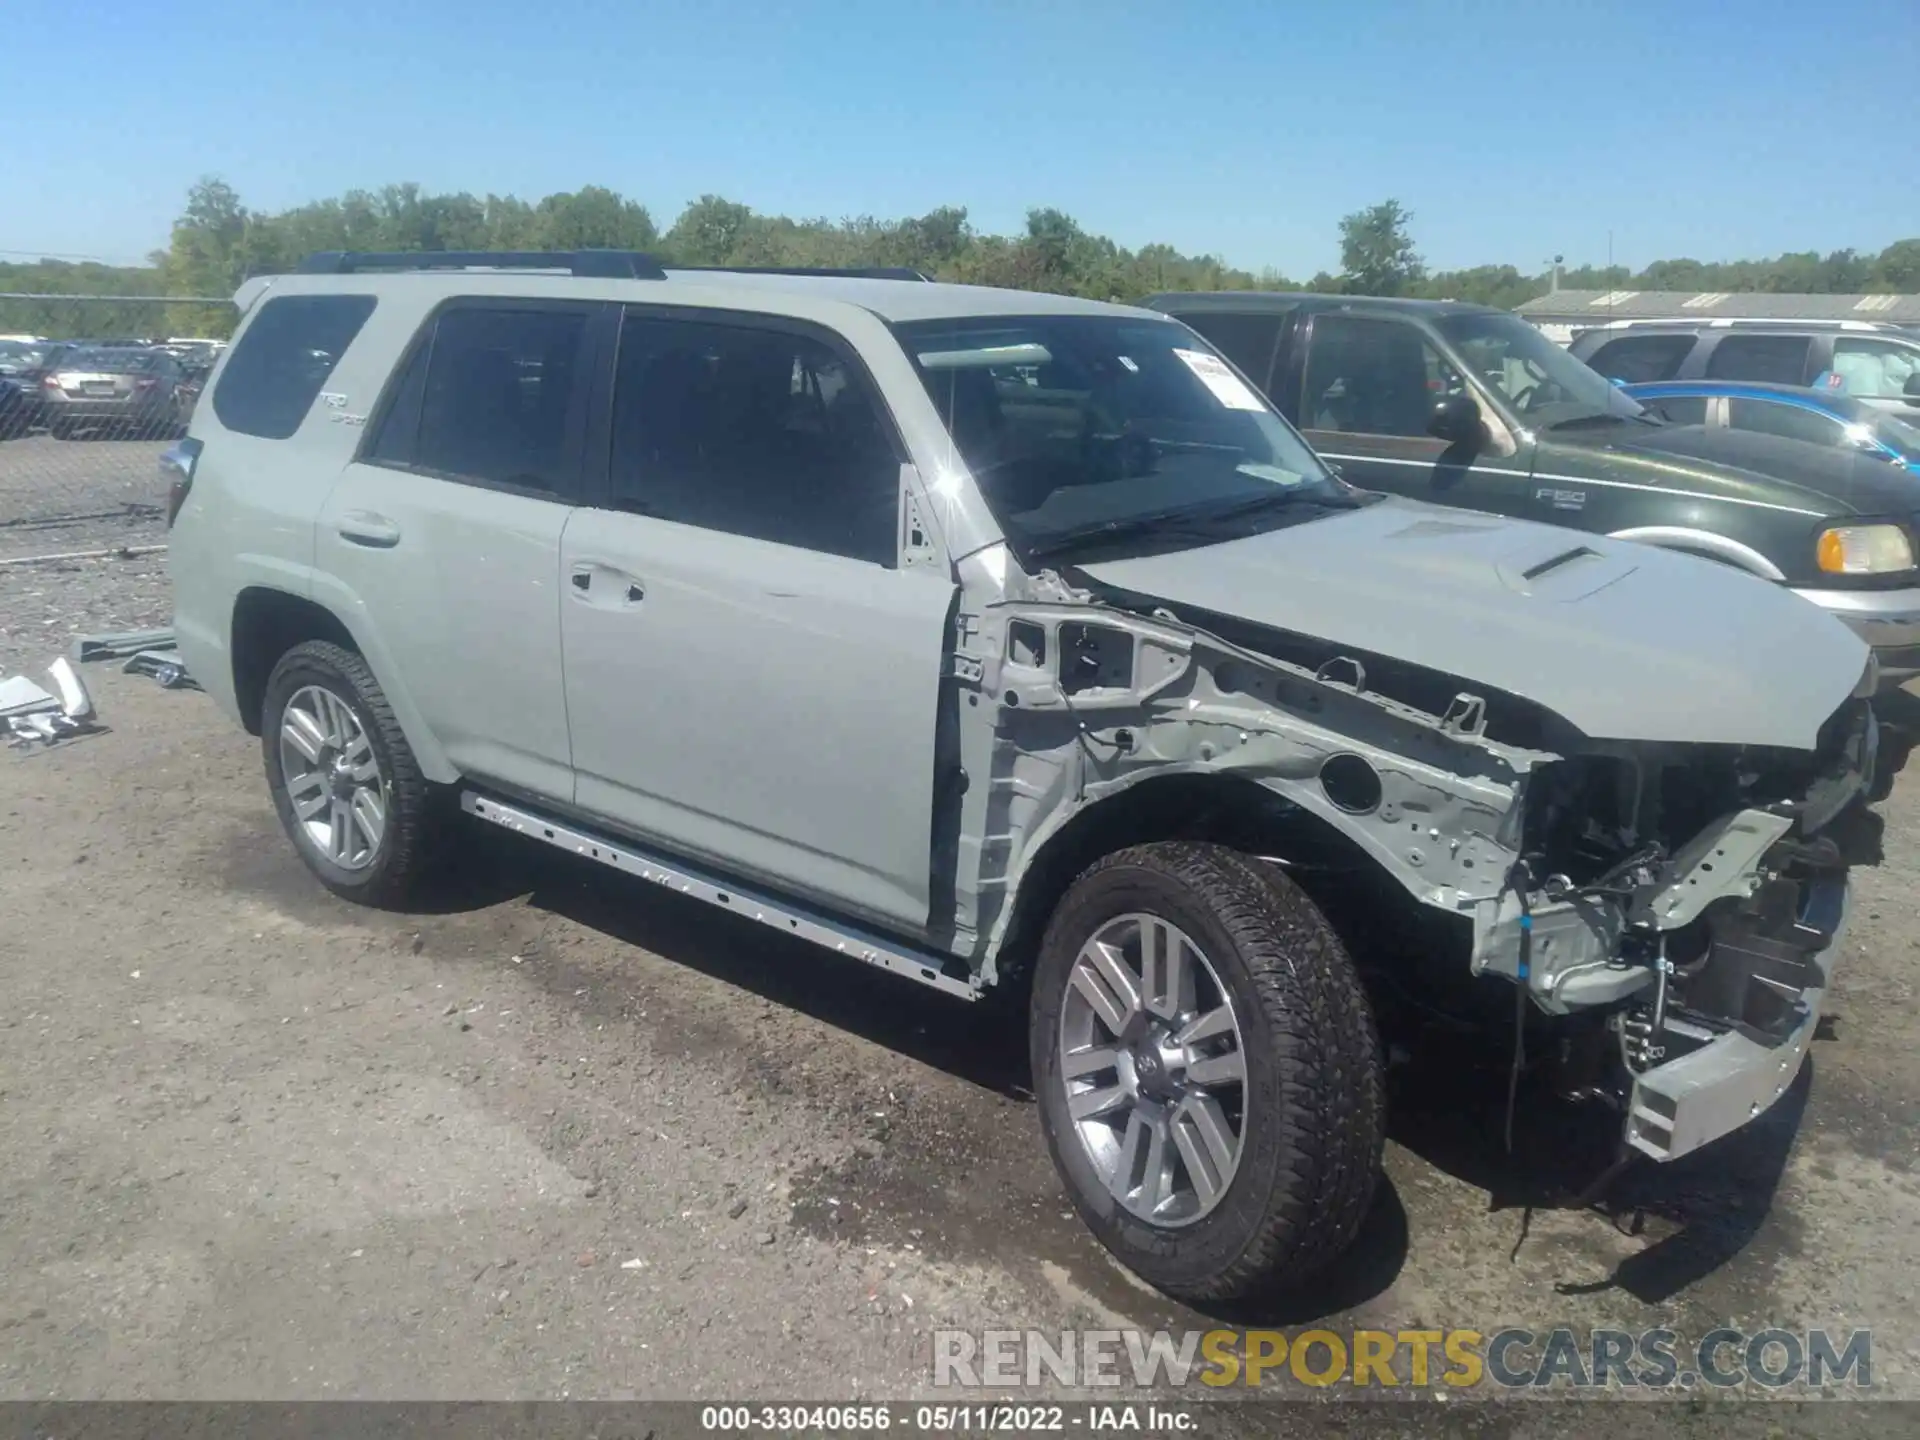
3, 655, 99, 750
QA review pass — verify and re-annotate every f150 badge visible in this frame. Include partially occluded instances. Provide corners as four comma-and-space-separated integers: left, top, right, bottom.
1535, 486, 1586, 511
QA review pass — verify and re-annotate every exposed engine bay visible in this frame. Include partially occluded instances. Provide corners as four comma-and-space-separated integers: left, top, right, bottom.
956, 557, 1885, 1163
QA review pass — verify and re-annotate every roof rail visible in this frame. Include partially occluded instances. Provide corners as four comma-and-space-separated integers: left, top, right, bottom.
296, 250, 668, 279
673, 264, 933, 282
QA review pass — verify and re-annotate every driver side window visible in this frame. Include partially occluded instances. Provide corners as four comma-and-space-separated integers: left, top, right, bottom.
1302, 315, 1460, 438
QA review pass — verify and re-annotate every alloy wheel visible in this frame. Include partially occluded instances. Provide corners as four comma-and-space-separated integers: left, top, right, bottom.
278, 684, 387, 871
1058, 912, 1247, 1226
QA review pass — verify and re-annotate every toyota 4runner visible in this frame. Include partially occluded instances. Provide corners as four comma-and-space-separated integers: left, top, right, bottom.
168, 251, 1885, 1304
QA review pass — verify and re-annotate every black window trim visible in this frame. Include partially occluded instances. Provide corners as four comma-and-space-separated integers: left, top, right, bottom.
586, 302, 911, 568
356, 295, 614, 507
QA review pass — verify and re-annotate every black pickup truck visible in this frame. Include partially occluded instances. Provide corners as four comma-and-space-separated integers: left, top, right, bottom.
1145, 292, 1920, 687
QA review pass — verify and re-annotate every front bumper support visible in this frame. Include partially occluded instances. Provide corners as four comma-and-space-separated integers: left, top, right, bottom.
1623, 876, 1847, 1161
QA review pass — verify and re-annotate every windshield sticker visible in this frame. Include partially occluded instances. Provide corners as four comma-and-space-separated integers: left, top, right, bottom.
1117, 355, 1139, 373
1174, 349, 1266, 411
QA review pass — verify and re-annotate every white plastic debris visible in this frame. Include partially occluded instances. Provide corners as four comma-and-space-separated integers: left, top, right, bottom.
0, 675, 57, 718
5, 654, 102, 750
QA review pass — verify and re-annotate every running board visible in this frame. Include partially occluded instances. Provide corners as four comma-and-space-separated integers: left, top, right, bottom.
460, 792, 980, 1002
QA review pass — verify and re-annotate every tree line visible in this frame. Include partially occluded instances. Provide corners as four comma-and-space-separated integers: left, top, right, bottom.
4, 179, 1916, 339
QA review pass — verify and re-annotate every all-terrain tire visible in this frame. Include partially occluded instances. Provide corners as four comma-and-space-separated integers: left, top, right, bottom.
261, 639, 447, 908
1030, 842, 1384, 1303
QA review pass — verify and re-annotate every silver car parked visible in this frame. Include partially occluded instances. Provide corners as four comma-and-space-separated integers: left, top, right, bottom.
42, 346, 191, 439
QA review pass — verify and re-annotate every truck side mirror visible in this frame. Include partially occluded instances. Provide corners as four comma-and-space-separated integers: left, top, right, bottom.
1903, 372, 1920, 404
1428, 392, 1488, 450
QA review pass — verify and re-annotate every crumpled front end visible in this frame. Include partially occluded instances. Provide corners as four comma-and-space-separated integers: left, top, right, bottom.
962, 558, 1882, 1166
1468, 694, 1879, 1160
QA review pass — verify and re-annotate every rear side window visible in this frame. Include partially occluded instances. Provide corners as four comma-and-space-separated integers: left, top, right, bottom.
1728, 398, 1843, 448
1704, 334, 1811, 385
213, 294, 376, 439
1585, 333, 1693, 383
376, 304, 593, 496
1641, 393, 1707, 425
1170, 311, 1286, 394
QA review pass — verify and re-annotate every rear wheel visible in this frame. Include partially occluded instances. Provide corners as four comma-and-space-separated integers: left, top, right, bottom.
261, 640, 446, 907
49, 418, 75, 440
1030, 842, 1383, 1303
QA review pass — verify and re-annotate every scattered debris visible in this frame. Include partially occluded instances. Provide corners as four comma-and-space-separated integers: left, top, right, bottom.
619, 1257, 646, 1271
5, 656, 100, 751
70, 628, 176, 664
124, 650, 195, 689
0, 675, 57, 718
727, 1197, 749, 1220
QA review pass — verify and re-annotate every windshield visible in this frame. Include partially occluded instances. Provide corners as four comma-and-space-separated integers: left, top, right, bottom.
896, 314, 1350, 558
1434, 312, 1644, 428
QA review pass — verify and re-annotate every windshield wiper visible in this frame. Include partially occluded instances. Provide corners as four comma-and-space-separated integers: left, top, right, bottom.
1024, 488, 1354, 562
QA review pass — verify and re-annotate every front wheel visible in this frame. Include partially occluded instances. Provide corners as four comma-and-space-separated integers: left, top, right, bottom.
261, 640, 446, 907
1030, 842, 1383, 1303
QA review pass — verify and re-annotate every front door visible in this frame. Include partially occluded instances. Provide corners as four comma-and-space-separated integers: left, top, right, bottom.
1291, 311, 1536, 521
559, 307, 956, 936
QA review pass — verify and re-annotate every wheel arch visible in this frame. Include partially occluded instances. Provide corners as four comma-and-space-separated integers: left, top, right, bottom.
229, 585, 455, 783
987, 770, 1380, 988
1607, 525, 1786, 581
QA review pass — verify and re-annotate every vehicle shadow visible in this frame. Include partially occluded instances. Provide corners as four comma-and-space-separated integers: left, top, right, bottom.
421, 821, 1803, 1318
1385, 1024, 1810, 1306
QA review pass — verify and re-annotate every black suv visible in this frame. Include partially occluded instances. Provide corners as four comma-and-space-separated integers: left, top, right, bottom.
1568, 320, 1920, 412
1146, 292, 1920, 687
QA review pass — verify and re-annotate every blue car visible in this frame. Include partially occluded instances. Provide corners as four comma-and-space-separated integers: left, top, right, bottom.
1620, 379, 1920, 470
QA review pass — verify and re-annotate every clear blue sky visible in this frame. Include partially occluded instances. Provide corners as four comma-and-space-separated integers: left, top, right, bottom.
7, 0, 1917, 277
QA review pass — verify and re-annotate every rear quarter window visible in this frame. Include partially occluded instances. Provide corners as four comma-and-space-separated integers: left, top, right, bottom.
212, 294, 377, 439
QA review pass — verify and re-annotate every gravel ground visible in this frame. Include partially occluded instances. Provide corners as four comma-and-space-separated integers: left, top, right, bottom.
0, 579, 1916, 1429
0, 434, 171, 678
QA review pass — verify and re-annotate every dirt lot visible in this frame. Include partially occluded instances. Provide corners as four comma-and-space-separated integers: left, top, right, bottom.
0, 437, 1916, 1428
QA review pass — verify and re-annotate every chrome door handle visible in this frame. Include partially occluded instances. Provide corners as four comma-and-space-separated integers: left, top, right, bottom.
338, 511, 402, 548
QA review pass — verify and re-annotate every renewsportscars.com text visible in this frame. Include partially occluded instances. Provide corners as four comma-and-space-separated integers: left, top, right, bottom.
933, 1326, 1873, 1391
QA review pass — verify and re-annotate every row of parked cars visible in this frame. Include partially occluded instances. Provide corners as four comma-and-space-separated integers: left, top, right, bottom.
0, 335, 226, 440
163, 251, 1901, 1307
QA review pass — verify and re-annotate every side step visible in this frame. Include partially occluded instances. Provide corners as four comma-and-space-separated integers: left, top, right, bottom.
460, 792, 981, 1002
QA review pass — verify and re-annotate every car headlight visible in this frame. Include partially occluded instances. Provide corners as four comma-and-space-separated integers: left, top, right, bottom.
1817, 523, 1915, 575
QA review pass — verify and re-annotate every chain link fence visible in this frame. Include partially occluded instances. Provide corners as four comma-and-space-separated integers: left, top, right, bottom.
0, 295, 233, 673
0, 295, 233, 562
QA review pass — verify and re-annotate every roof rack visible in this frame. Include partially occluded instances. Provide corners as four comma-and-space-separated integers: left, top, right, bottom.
296, 250, 668, 279
674, 264, 933, 283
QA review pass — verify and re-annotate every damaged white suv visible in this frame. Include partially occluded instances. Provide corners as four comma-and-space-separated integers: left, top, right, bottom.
167, 251, 1885, 1303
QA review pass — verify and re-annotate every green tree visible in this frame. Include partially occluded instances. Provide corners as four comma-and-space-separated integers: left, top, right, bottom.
1337, 199, 1425, 296
664, 195, 755, 264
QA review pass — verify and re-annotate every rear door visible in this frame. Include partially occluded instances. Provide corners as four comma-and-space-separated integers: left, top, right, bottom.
1290, 311, 1534, 517
316, 298, 608, 802
557, 306, 956, 934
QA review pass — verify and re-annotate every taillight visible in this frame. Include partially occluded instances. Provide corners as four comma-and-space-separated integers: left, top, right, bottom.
41, 374, 58, 389
161, 437, 202, 528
